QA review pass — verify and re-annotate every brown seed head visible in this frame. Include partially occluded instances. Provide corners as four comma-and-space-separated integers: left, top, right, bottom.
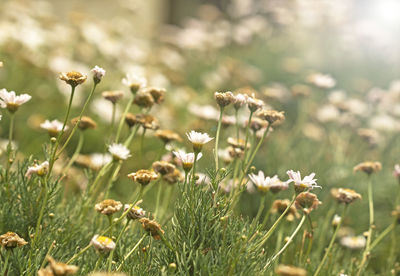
295, 192, 321, 214
163, 168, 184, 185
39, 256, 79, 276
145, 87, 166, 104
134, 90, 155, 108
331, 188, 362, 204
128, 170, 159, 186
102, 90, 124, 104
154, 129, 182, 144
257, 110, 285, 125
0, 232, 28, 248
139, 218, 164, 240
59, 71, 87, 87
214, 91, 235, 108
246, 117, 269, 132
71, 116, 97, 130
353, 161, 382, 175
152, 161, 176, 175
271, 199, 300, 221
95, 199, 123, 215
124, 204, 146, 220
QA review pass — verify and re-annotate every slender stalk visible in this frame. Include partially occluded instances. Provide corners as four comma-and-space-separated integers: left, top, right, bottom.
7, 112, 15, 149
249, 195, 266, 232
107, 220, 129, 272
191, 152, 199, 184
115, 95, 134, 143
264, 215, 306, 269
235, 109, 240, 140
40, 240, 56, 269
154, 180, 163, 218
93, 254, 104, 271
111, 103, 116, 131
62, 131, 84, 175
313, 205, 348, 276
5, 112, 15, 186
31, 177, 49, 249
357, 176, 374, 276
116, 234, 146, 271
215, 107, 224, 171
241, 111, 254, 169
370, 222, 396, 251
1, 249, 10, 275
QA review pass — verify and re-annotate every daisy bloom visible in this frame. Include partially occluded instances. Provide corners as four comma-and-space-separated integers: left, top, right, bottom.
0, 232, 28, 248
248, 171, 281, 193
40, 119, 66, 137
89, 153, 112, 170
340, 235, 366, 250
173, 150, 202, 172
233, 93, 248, 110
91, 65, 106, 84
91, 235, 116, 253
0, 89, 31, 113
286, 170, 320, 193
25, 161, 49, 179
108, 143, 131, 161
122, 73, 147, 94
246, 96, 264, 112
332, 214, 342, 228
186, 130, 214, 153
95, 199, 123, 216
128, 169, 158, 186
59, 71, 87, 87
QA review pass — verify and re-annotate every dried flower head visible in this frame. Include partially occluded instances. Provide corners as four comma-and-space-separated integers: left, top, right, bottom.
332, 214, 342, 228
122, 73, 147, 94
102, 90, 124, 104
393, 164, 400, 179
91, 66, 106, 84
228, 146, 244, 159
128, 169, 159, 186
145, 87, 166, 104
95, 199, 123, 215
91, 235, 116, 253
139, 218, 164, 240
247, 96, 264, 112
186, 130, 214, 153
214, 91, 235, 108
257, 109, 285, 125
152, 161, 176, 175
286, 170, 320, 193
353, 161, 382, 175
125, 113, 138, 128
246, 117, 269, 132
124, 204, 146, 220
25, 161, 49, 178
108, 143, 131, 161
163, 168, 184, 185
295, 192, 321, 214
233, 93, 248, 109
71, 116, 97, 130
39, 256, 79, 276
173, 150, 202, 172
340, 235, 366, 249
59, 71, 87, 87
331, 188, 362, 204
40, 120, 66, 137
127, 114, 159, 130
248, 171, 282, 193
0, 232, 27, 248
0, 89, 31, 113
271, 199, 300, 221
275, 264, 307, 276
154, 129, 182, 144
134, 90, 155, 109
227, 137, 248, 150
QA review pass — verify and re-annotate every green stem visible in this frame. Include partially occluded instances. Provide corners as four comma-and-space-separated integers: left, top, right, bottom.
1, 249, 10, 275
115, 95, 134, 143
215, 107, 224, 171
370, 222, 396, 251
250, 195, 266, 232
62, 131, 84, 175
116, 234, 146, 271
107, 220, 129, 272
31, 177, 49, 251
154, 180, 163, 218
235, 109, 240, 140
313, 205, 348, 276
241, 111, 254, 169
264, 215, 306, 269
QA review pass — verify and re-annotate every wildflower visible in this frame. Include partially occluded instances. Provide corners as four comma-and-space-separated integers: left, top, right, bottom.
248, 171, 281, 193
154, 129, 182, 144
227, 137, 248, 150
393, 164, 400, 179
108, 143, 131, 161
124, 204, 146, 220
40, 119, 66, 137
85, 153, 112, 170
38, 256, 78, 276
392, 206, 400, 224
353, 161, 382, 175
71, 116, 97, 130
59, 71, 87, 87
91, 66, 106, 84
286, 170, 320, 193
102, 90, 124, 104
125, 113, 138, 128
233, 93, 248, 109
0, 232, 28, 248
340, 235, 366, 249
247, 96, 264, 112
0, 89, 31, 113
295, 192, 321, 214
214, 91, 235, 108
145, 87, 166, 104
271, 199, 299, 221
331, 188, 362, 204
128, 169, 158, 186
186, 130, 214, 153
275, 264, 307, 276
91, 235, 116, 253
173, 150, 202, 172
129, 114, 159, 130
163, 168, 184, 184
152, 161, 176, 175
122, 73, 147, 94
134, 89, 155, 108
95, 199, 123, 216
332, 214, 342, 228
25, 161, 49, 178
139, 218, 164, 240
257, 109, 285, 125
246, 117, 268, 132
306, 73, 336, 89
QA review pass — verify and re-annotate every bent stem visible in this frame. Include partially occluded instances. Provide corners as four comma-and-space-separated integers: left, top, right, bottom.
264, 215, 306, 269
107, 220, 130, 272
369, 222, 396, 251
116, 234, 146, 271
215, 107, 224, 171
357, 175, 374, 276
313, 205, 348, 276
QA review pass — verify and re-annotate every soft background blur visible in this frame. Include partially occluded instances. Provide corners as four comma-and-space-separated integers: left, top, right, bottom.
1, 0, 400, 251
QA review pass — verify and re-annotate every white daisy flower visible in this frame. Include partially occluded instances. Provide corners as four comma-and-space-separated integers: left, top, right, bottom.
186, 130, 214, 153
286, 170, 321, 192
108, 143, 131, 161
0, 89, 31, 113
122, 73, 147, 93
40, 119, 66, 137
25, 161, 49, 179
173, 150, 202, 172
91, 65, 106, 83
90, 153, 112, 170
248, 171, 282, 193
90, 235, 116, 253
340, 235, 366, 250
